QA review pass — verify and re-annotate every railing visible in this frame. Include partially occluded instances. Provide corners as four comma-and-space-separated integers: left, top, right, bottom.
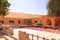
27, 34, 56, 40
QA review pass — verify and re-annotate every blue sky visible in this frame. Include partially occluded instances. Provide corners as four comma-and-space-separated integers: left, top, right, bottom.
8, 0, 48, 15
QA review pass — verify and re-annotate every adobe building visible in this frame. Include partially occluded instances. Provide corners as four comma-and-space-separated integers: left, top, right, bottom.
0, 12, 60, 27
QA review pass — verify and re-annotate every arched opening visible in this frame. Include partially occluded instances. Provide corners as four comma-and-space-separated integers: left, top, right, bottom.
47, 20, 51, 26
24, 19, 32, 25
0, 20, 4, 24
35, 21, 38, 23
56, 20, 60, 26
9, 20, 14, 24
18, 21, 21, 24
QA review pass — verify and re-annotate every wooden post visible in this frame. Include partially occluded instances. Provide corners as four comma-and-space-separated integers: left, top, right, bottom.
43, 37, 45, 40
37, 35, 39, 40
32, 34, 33, 40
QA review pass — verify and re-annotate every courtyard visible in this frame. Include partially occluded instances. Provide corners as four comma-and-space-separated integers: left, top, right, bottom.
0, 26, 60, 40
0, 0, 60, 40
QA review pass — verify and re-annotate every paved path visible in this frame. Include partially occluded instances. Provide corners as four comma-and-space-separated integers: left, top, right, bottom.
14, 28, 60, 40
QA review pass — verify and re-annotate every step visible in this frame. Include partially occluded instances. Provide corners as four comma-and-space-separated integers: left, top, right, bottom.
4, 35, 15, 40
11, 35, 19, 40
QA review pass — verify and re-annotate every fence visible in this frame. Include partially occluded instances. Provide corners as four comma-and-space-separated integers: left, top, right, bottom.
27, 34, 56, 40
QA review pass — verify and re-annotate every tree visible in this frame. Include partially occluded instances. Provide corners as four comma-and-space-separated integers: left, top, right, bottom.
0, 0, 10, 17
47, 0, 60, 17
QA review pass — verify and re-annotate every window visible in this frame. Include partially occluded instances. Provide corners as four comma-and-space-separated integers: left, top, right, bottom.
35, 21, 37, 23
47, 20, 51, 25
58, 20, 60, 22
18, 21, 21, 24
0, 20, 4, 24
24, 19, 32, 25
9, 20, 14, 24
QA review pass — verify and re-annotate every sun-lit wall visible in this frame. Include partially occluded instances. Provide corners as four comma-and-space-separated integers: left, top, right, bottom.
0, 13, 60, 27
31, 16, 57, 27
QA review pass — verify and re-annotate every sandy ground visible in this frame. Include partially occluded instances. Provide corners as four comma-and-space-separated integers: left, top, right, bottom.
14, 28, 60, 40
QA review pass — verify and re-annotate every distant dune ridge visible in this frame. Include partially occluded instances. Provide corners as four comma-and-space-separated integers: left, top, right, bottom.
5, 12, 42, 19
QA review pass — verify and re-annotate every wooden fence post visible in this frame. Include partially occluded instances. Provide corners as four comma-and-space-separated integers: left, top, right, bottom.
43, 37, 45, 40
37, 35, 39, 40
27, 34, 30, 40
32, 34, 33, 40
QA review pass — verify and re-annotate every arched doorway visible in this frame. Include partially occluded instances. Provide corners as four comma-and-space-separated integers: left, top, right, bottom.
47, 20, 51, 26
24, 19, 32, 25
56, 20, 60, 26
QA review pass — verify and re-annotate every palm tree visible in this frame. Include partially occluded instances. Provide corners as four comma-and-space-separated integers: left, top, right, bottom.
0, 0, 10, 17
47, 0, 60, 17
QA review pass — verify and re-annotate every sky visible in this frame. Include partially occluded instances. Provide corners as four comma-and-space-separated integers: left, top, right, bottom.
8, 0, 49, 15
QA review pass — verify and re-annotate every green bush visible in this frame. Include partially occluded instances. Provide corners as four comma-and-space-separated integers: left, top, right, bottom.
35, 21, 43, 26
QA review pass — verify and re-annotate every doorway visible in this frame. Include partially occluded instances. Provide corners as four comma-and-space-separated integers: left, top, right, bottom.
47, 20, 51, 26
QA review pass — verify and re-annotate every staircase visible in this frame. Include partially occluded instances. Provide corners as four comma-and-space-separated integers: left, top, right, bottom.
1, 35, 19, 40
